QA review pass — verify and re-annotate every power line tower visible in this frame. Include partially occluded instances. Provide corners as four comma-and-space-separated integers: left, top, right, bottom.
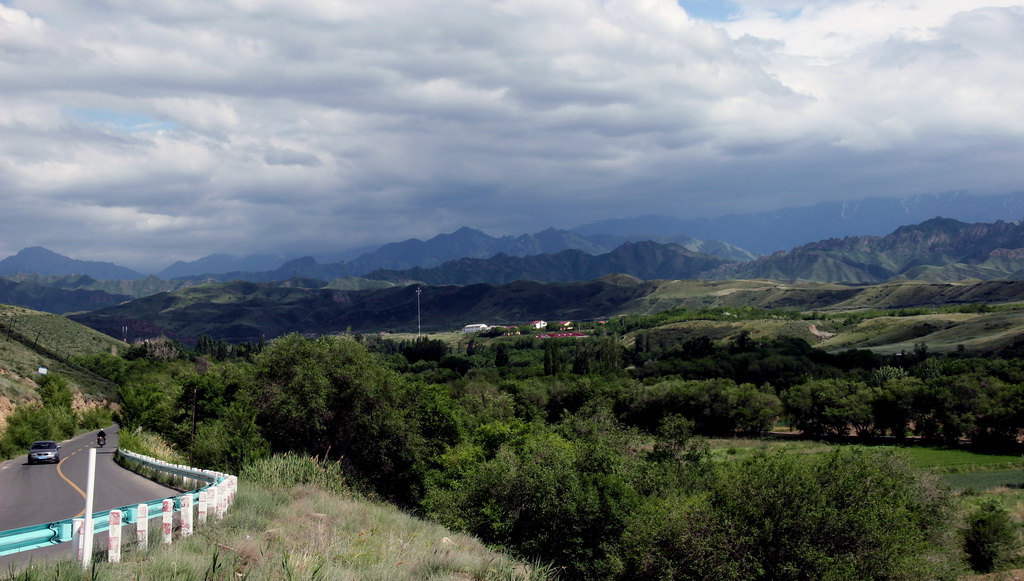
416, 286, 422, 336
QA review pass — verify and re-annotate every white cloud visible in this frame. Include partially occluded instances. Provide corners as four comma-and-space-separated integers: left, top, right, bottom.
0, 0, 1022, 270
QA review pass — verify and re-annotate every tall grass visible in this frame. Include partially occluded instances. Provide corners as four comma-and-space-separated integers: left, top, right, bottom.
117, 429, 185, 463
242, 454, 352, 496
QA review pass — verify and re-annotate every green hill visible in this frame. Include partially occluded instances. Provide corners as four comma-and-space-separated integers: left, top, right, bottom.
62, 276, 1024, 357
0, 303, 122, 404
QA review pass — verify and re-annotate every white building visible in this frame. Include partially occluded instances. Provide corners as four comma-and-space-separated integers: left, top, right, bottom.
462, 323, 489, 333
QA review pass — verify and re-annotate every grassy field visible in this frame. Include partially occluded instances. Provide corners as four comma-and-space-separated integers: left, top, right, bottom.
818, 309, 1024, 355
707, 436, 1024, 489
618, 304, 1024, 357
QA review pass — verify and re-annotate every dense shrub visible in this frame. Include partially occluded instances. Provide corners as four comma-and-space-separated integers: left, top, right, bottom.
965, 499, 1019, 573
709, 448, 961, 581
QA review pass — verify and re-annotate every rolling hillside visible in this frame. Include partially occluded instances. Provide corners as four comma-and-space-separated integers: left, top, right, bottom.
66, 276, 1024, 352
0, 304, 122, 425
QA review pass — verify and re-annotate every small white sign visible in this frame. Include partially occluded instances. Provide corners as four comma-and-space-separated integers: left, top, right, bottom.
38, 367, 48, 375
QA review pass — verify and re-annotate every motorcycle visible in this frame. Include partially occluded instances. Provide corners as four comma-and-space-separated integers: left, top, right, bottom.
97, 435, 106, 447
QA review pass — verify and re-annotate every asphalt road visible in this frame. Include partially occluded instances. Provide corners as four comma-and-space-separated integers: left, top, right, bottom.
0, 426, 180, 567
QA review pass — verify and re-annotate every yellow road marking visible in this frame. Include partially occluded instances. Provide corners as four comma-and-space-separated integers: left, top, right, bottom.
56, 445, 89, 517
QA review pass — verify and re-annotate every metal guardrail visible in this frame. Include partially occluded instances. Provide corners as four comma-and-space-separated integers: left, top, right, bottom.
0, 449, 232, 557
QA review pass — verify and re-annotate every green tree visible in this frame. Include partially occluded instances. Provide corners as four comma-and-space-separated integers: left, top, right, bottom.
189, 398, 270, 473
543, 340, 567, 375
37, 373, 74, 411
494, 342, 511, 368
424, 423, 640, 578
246, 333, 430, 504
782, 379, 858, 437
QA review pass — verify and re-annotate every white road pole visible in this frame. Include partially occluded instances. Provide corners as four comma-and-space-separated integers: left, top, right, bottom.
82, 448, 97, 568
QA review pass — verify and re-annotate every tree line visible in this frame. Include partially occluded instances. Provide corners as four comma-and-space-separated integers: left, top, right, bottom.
58, 315, 1024, 579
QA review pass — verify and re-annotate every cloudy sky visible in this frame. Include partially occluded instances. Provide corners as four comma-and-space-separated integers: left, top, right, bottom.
2, 0, 1023, 271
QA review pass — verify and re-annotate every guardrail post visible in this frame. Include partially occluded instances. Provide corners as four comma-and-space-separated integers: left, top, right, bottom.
71, 517, 83, 561
210, 486, 220, 520
161, 499, 173, 545
198, 490, 208, 524
220, 482, 228, 519
137, 503, 148, 551
180, 494, 193, 537
216, 484, 226, 520
59, 519, 74, 544
108, 510, 122, 563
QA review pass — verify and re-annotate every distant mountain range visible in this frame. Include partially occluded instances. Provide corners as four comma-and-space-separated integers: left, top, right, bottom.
0, 246, 143, 279
9, 213, 1024, 342
5, 191, 1024, 283
157, 226, 755, 281
708, 217, 1024, 283
574, 191, 1024, 254
353, 218, 1024, 286
340, 226, 756, 275
364, 241, 732, 285
8, 215, 1024, 316
0, 227, 753, 284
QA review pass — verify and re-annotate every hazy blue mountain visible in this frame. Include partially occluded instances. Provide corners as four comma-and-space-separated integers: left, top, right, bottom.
573, 191, 1024, 254
342, 227, 603, 275
343, 226, 750, 276
581, 233, 758, 262
364, 241, 731, 285
169, 256, 345, 283
0, 246, 143, 280
157, 253, 297, 279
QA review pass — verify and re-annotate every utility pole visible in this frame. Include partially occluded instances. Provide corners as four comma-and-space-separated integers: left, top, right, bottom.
416, 287, 422, 336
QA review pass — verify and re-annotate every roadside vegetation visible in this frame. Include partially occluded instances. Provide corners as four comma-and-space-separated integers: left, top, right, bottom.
3, 454, 552, 581
8, 302, 1024, 578
0, 371, 113, 460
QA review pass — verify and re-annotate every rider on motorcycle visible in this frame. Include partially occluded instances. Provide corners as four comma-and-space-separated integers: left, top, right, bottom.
97, 429, 107, 447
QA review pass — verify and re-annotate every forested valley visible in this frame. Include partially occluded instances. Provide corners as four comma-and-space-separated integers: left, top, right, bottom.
49, 305, 1024, 579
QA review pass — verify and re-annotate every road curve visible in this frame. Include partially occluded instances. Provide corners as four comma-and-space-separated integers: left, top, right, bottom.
0, 426, 180, 566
